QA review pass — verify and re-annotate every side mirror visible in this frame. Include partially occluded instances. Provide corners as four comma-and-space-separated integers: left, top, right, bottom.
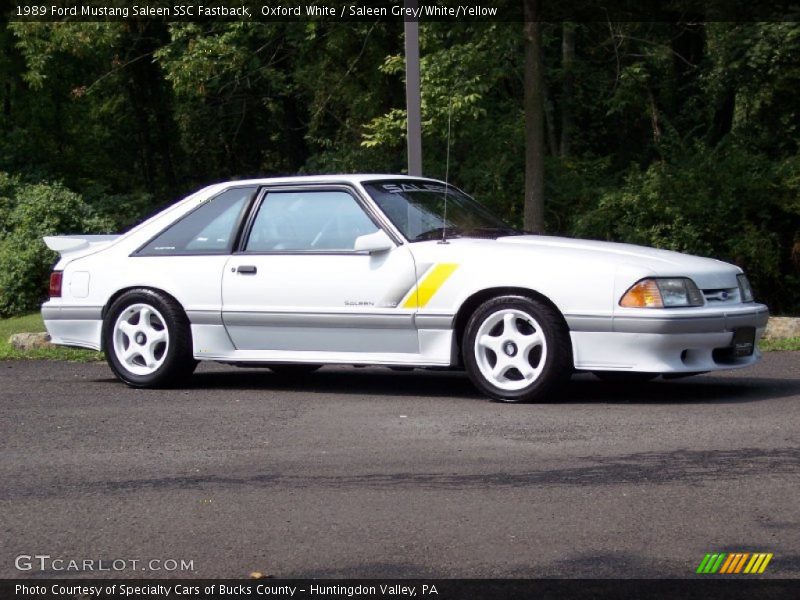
354, 230, 394, 254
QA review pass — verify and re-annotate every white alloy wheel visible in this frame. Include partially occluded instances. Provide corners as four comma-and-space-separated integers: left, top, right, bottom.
112, 303, 170, 376
473, 308, 548, 391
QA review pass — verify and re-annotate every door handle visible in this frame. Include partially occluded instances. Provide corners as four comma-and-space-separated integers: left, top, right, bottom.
236, 265, 257, 274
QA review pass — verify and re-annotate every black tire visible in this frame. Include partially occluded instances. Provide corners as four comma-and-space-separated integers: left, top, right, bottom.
462, 295, 573, 402
103, 289, 197, 388
267, 364, 322, 376
593, 371, 659, 383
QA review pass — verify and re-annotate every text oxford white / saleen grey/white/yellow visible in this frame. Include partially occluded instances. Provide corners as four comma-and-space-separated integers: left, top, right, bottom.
14, 4, 499, 19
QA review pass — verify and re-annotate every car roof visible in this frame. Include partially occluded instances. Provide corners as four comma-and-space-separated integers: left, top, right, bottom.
212, 174, 444, 187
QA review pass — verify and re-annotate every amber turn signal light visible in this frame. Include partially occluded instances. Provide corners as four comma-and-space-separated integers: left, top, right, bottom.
619, 279, 663, 308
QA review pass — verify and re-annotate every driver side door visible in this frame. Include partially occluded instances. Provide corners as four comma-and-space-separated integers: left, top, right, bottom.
221, 186, 419, 355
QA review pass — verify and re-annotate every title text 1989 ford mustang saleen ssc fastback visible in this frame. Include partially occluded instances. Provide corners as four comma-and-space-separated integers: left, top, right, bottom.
41, 175, 768, 402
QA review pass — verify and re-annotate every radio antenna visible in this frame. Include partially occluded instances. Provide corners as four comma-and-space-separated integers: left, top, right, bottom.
440, 97, 453, 245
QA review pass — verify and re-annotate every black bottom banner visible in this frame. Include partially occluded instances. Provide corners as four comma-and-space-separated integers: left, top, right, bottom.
3, 579, 800, 600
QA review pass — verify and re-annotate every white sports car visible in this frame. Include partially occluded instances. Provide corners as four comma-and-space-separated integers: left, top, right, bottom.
42, 175, 768, 402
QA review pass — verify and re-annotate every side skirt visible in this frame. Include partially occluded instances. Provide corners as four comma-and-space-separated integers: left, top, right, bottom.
190, 323, 454, 367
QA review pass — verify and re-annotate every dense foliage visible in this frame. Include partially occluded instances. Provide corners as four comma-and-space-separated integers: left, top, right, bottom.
0, 20, 798, 313
0, 176, 113, 316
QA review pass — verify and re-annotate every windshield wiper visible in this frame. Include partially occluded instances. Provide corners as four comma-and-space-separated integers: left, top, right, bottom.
459, 226, 523, 238
413, 227, 463, 242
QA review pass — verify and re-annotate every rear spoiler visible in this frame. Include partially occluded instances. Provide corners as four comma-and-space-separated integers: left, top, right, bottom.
43, 235, 120, 256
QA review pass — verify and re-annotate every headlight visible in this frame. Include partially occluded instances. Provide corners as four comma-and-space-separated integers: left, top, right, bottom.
737, 273, 754, 303
620, 278, 704, 308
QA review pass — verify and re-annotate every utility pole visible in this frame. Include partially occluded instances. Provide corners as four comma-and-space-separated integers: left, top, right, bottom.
404, 0, 422, 176
523, 0, 545, 232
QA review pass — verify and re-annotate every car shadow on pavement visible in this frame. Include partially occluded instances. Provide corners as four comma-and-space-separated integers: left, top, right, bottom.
178, 365, 800, 405
186, 367, 483, 399
555, 374, 800, 405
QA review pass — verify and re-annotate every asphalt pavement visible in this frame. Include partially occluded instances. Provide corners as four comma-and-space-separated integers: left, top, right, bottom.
1, 354, 799, 578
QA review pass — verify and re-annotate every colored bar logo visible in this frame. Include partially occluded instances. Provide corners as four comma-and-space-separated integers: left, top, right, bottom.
696, 552, 773, 574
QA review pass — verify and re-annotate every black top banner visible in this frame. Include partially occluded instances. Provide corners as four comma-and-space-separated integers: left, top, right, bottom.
4, 579, 800, 600
6, 0, 800, 22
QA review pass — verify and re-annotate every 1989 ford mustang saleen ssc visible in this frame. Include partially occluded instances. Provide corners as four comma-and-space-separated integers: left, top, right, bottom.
42, 175, 768, 402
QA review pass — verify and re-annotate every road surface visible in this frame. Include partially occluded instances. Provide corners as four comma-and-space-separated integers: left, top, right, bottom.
1, 355, 798, 578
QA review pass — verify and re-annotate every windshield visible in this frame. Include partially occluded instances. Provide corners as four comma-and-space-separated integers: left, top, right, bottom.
363, 180, 520, 241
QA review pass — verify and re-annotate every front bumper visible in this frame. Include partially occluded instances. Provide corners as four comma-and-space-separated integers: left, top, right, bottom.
567, 304, 769, 373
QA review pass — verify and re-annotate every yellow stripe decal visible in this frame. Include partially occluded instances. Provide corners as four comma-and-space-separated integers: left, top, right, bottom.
751, 554, 767, 573
743, 554, 759, 574
401, 263, 459, 309
758, 554, 773, 574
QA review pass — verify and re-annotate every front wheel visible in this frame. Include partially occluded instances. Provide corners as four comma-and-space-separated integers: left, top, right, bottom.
463, 296, 572, 402
103, 289, 197, 388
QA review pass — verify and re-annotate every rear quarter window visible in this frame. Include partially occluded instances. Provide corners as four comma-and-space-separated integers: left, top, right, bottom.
137, 186, 256, 256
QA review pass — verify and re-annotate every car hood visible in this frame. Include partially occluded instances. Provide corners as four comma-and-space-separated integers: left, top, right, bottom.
493, 235, 740, 289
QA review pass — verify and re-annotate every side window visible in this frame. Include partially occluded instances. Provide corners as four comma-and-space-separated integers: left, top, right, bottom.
245, 190, 379, 252
138, 187, 255, 255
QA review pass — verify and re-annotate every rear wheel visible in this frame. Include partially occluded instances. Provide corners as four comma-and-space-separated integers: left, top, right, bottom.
463, 296, 572, 402
103, 289, 196, 388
